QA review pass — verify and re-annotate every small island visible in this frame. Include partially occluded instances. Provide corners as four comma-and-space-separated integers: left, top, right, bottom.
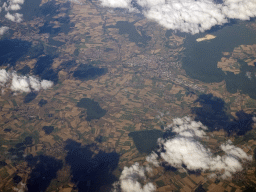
196, 34, 216, 42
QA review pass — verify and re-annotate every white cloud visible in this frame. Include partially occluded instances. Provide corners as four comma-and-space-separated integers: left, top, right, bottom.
4, 0, 24, 11
220, 141, 252, 161
5, 12, 15, 21
2, 2, 7, 10
0, 69, 10, 85
8, 0, 25, 4
11, 73, 31, 92
29, 76, 41, 91
146, 152, 159, 167
69, 0, 82, 4
159, 137, 212, 170
147, 116, 252, 179
99, 0, 256, 34
113, 163, 156, 192
101, 0, 132, 8
166, 116, 207, 138
41, 80, 54, 90
222, 0, 256, 20
5, 12, 23, 23
7, 4, 21, 11
0, 69, 54, 93
2, 0, 24, 22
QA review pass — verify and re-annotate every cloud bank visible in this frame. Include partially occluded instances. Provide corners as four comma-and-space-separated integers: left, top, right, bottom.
0, 69, 53, 93
147, 116, 252, 179
99, 0, 256, 34
112, 162, 156, 192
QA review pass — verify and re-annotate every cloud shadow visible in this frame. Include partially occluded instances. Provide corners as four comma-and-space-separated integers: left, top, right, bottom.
26, 155, 63, 192
65, 139, 119, 192
192, 94, 254, 135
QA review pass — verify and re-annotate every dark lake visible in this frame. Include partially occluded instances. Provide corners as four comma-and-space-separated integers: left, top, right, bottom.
181, 21, 256, 98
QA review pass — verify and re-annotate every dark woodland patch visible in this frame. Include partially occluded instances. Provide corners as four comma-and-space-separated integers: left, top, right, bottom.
38, 99, 47, 107
42, 126, 54, 135
128, 130, 163, 154
4, 128, 11, 132
77, 98, 107, 121
59, 60, 77, 71
23, 136, 33, 145
8, 136, 34, 161
195, 184, 206, 192
73, 64, 107, 81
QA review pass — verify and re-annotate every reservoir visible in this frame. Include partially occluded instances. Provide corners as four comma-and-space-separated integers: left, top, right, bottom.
182, 20, 256, 98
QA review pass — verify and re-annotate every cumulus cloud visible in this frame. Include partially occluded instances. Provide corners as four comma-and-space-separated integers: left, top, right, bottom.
2, 0, 24, 22
99, 0, 256, 34
11, 73, 31, 92
5, 12, 23, 22
8, 0, 24, 4
220, 141, 252, 161
101, 0, 132, 8
113, 162, 156, 192
29, 76, 41, 91
4, 0, 24, 9
40, 80, 54, 90
159, 137, 212, 170
7, 4, 21, 11
166, 116, 207, 138
0, 69, 53, 93
2, 2, 7, 10
147, 116, 252, 179
146, 152, 160, 167
0, 69, 10, 85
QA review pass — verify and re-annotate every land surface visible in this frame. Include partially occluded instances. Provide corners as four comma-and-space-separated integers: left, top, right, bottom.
0, 0, 256, 192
